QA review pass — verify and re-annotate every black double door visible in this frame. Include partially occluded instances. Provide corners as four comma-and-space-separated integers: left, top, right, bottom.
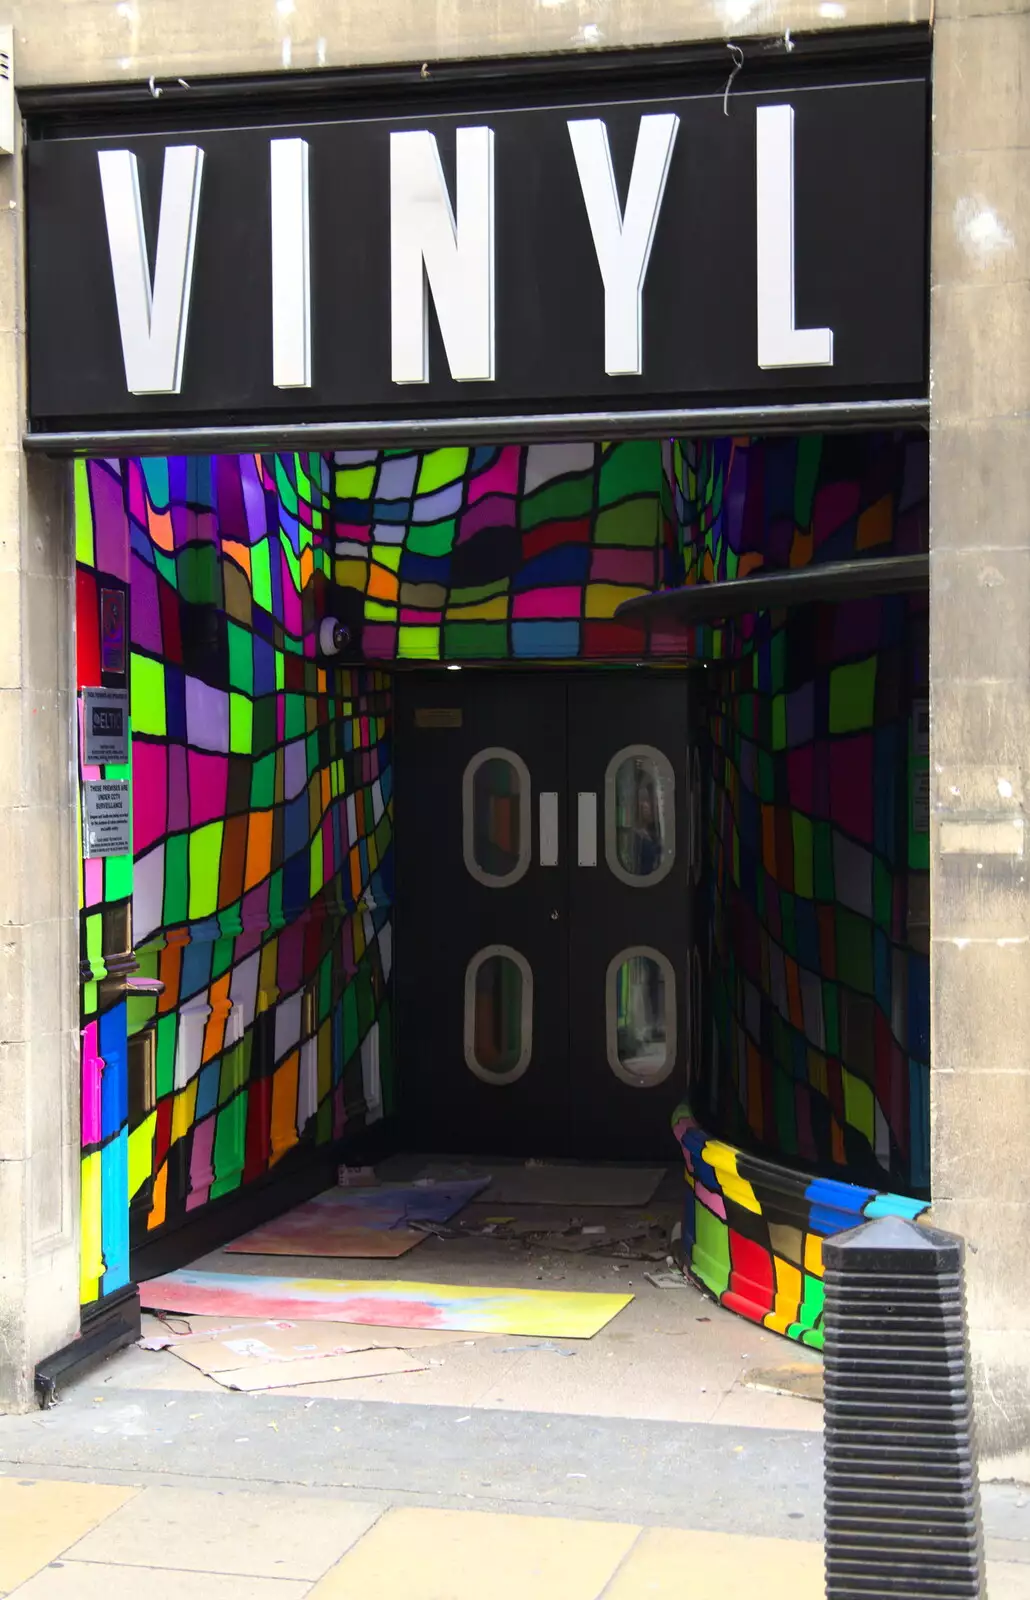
397, 672, 700, 1160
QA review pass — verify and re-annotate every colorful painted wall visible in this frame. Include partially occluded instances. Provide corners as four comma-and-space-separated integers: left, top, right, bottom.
76, 454, 394, 1313
673, 1109, 928, 1350
77, 509, 133, 1307
329, 440, 688, 661
75, 435, 931, 1345
74, 441, 692, 1311
666, 433, 931, 1345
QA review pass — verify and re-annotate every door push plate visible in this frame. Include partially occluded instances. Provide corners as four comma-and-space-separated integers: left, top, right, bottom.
577, 792, 598, 866
539, 791, 559, 867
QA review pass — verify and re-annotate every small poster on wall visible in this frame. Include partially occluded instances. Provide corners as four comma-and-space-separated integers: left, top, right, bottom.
100, 587, 126, 674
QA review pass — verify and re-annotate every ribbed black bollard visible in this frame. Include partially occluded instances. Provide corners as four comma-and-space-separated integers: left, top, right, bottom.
823, 1215, 985, 1600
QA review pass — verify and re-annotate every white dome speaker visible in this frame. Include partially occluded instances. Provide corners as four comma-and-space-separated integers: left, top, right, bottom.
318, 617, 351, 656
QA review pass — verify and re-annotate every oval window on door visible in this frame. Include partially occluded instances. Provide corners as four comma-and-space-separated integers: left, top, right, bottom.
605, 746, 676, 887
464, 945, 533, 1084
606, 946, 676, 1087
463, 748, 531, 887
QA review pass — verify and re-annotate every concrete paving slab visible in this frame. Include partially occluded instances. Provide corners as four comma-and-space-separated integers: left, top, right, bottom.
0, 1391, 826, 1537
987, 1562, 1030, 1598
306, 1505, 641, 1600
603, 1527, 824, 1599
9, 1561, 311, 1599
65, 1485, 383, 1579
0, 1478, 139, 1592
708, 1384, 824, 1433
473, 1340, 726, 1424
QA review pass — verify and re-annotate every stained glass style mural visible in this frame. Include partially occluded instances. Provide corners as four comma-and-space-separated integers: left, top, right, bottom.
331, 440, 688, 661
74, 434, 931, 1351
77, 488, 133, 1307
667, 432, 928, 590
74, 440, 689, 1311
76, 454, 394, 1311
673, 1108, 929, 1349
671, 435, 930, 1309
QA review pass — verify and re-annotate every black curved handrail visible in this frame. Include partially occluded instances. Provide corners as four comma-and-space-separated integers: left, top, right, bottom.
615, 552, 929, 625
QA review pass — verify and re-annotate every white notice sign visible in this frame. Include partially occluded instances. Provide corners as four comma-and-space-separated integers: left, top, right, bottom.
82, 780, 131, 858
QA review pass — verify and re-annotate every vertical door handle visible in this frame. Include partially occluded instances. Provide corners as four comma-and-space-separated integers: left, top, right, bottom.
577, 792, 597, 866
539, 791, 559, 867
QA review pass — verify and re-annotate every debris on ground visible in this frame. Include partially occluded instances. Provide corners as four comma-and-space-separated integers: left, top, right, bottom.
497, 1341, 577, 1356
644, 1268, 694, 1290
337, 1165, 378, 1187
451, 1209, 672, 1261
741, 1362, 824, 1403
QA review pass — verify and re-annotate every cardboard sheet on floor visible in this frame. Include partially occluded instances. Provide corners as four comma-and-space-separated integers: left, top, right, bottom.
162, 1320, 362, 1374
421, 1163, 665, 1208
142, 1312, 480, 1350
223, 1177, 491, 1257
140, 1271, 634, 1338
215, 1348, 427, 1392
233, 1227, 422, 1259
156, 1319, 476, 1374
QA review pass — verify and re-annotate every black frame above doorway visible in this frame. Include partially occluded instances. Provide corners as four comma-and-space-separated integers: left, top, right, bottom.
22, 29, 930, 457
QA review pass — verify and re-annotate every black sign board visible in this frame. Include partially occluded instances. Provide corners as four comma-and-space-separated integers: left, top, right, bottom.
26, 73, 928, 440
82, 687, 129, 765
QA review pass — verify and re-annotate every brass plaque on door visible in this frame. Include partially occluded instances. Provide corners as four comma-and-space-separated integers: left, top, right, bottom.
414, 707, 462, 729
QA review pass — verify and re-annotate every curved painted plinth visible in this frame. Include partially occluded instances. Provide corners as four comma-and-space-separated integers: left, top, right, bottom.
672, 1104, 928, 1350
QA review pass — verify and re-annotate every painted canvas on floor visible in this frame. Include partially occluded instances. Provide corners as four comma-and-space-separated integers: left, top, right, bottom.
224, 1178, 491, 1257
139, 1271, 634, 1338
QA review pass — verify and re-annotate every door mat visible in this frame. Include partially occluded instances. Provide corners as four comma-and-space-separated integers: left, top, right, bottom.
422, 1163, 665, 1209
140, 1271, 634, 1338
224, 1177, 491, 1258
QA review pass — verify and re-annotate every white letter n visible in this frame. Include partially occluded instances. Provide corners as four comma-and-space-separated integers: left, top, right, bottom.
390, 126, 495, 385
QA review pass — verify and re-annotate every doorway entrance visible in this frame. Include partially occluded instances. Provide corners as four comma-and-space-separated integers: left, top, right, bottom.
397, 670, 701, 1161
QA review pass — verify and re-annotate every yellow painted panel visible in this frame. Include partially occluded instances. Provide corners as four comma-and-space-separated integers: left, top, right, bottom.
79, 1152, 103, 1305
701, 1139, 761, 1214
445, 596, 509, 621
170, 1080, 198, 1145
772, 1254, 803, 1328
804, 1232, 824, 1278
843, 1068, 875, 1144
584, 583, 646, 619
270, 1051, 300, 1162
127, 1112, 157, 1200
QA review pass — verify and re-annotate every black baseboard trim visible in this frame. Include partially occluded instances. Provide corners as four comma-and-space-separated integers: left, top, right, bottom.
35, 1284, 141, 1409
129, 1117, 401, 1285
